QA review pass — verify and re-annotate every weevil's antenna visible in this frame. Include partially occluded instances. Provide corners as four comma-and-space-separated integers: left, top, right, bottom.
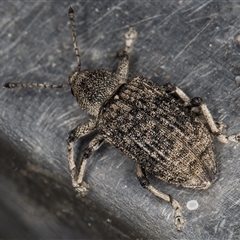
3, 8, 83, 89
68, 7, 81, 71
3, 82, 69, 89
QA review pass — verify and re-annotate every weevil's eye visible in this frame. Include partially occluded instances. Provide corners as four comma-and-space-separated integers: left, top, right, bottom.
71, 88, 75, 96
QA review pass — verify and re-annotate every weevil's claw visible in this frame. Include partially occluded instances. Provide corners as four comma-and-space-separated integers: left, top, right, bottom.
171, 199, 185, 231
74, 181, 90, 197
228, 133, 240, 143
125, 27, 137, 43
175, 215, 186, 231
217, 133, 240, 144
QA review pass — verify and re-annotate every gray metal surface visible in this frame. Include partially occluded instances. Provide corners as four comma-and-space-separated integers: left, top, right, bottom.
1, 1, 240, 239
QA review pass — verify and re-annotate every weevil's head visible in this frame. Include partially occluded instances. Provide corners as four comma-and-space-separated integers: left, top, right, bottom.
69, 69, 122, 117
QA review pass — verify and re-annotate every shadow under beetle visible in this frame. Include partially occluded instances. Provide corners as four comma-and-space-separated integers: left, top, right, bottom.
4, 7, 240, 231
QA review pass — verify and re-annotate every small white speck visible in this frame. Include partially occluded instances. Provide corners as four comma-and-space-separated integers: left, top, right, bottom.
20, 138, 23, 141
95, 8, 99, 12
219, 218, 226, 228
186, 200, 199, 210
8, 33, 12, 38
106, 218, 112, 223
48, 55, 54, 62
35, 146, 41, 153
114, 94, 119, 100
235, 76, 240, 87
236, 35, 240, 44
88, 223, 91, 227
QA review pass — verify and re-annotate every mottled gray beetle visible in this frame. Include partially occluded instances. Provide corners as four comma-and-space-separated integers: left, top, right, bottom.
4, 7, 240, 231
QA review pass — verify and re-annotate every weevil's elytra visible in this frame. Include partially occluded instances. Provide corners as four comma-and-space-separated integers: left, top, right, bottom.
3, 7, 240, 231
98, 77, 217, 189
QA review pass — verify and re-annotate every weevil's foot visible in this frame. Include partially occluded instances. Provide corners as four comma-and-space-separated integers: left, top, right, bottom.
228, 133, 240, 143
124, 26, 137, 54
217, 134, 240, 143
171, 199, 185, 231
125, 27, 137, 41
175, 214, 185, 232
74, 181, 90, 197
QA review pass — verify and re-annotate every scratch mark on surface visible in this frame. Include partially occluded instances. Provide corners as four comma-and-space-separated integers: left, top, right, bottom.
81, 34, 103, 60
18, 66, 42, 78
115, 179, 121, 189
39, 15, 56, 28
36, 99, 55, 126
180, 64, 210, 84
187, 0, 213, 17
129, 14, 163, 26
173, 19, 213, 62
105, 3, 187, 34
156, 4, 187, 29
56, 108, 80, 121
90, 1, 126, 28
208, 73, 240, 111
116, 158, 126, 169
198, 68, 215, 79
57, 117, 84, 128
187, 15, 213, 23
2, 5, 46, 55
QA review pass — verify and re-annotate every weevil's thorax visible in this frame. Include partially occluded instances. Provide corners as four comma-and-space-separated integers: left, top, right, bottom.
69, 69, 122, 117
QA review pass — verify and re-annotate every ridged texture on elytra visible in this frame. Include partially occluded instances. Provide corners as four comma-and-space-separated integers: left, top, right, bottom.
97, 76, 217, 189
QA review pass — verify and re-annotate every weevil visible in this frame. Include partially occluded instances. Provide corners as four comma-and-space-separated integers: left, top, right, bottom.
4, 7, 240, 231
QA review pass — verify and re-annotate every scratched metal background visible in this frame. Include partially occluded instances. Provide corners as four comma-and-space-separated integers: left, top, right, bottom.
1, 1, 240, 239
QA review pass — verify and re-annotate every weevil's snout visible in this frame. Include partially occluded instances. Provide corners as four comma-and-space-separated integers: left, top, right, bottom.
69, 70, 79, 85
69, 70, 80, 97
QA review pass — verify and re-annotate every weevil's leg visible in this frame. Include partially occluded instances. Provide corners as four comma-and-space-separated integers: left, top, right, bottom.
163, 83, 240, 143
163, 83, 190, 104
76, 135, 104, 196
3, 8, 79, 89
136, 164, 185, 231
124, 27, 137, 55
67, 119, 97, 195
189, 97, 240, 143
116, 27, 137, 82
